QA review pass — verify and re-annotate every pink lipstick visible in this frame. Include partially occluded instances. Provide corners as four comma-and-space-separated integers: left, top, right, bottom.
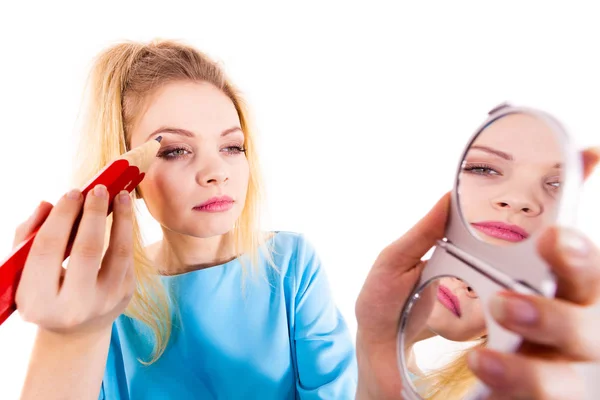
193, 196, 234, 213
437, 285, 462, 317
471, 221, 529, 243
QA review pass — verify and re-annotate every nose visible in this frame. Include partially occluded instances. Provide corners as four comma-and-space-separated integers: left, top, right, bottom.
450, 277, 478, 298
490, 187, 542, 217
195, 155, 228, 187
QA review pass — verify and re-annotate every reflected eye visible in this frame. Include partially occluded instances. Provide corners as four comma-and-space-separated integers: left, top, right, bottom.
546, 181, 561, 190
462, 163, 501, 177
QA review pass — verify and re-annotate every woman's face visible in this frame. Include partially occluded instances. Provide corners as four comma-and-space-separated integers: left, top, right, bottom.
129, 81, 249, 238
459, 113, 562, 245
426, 277, 486, 342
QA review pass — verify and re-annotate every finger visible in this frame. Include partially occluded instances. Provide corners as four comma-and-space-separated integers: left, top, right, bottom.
13, 201, 54, 248
537, 226, 600, 305
581, 147, 600, 180
488, 292, 600, 362
98, 191, 134, 289
63, 185, 109, 293
374, 192, 450, 271
21, 190, 84, 297
468, 349, 585, 400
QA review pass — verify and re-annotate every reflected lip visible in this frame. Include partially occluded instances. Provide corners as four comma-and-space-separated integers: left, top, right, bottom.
471, 221, 529, 242
193, 196, 234, 212
437, 285, 462, 318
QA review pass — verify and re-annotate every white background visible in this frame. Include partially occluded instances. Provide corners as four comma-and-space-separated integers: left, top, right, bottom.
1, 1, 599, 398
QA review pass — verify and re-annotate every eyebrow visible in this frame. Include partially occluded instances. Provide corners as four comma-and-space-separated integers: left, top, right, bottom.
470, 145, 561, 168
469, 145, 513, 161
147, 126, 242, 141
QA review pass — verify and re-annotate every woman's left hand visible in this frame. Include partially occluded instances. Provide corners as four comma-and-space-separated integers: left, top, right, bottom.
468, 148, 600, 399
354, 147, 600, 400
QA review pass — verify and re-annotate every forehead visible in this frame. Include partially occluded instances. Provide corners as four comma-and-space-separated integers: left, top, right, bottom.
130, 81, 241, 145
472, 113, 562, 163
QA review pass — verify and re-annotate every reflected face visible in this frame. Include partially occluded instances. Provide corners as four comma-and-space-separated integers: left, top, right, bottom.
459, 113, 562, 245
129, 81, 249, 238
427, 277, 486, 341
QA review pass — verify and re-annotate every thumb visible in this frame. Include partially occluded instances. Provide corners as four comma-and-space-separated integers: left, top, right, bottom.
375, 191, 450, 272
12, 201, 54, 249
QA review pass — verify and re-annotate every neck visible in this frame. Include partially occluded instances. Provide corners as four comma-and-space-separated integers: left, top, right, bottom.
153, 228, 237, 275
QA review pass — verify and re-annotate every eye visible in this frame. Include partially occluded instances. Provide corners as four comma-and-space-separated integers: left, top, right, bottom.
546, 181, 561, 189
462, 163, 502, 176
221, 146, 246, 155
157, 146, 191, 160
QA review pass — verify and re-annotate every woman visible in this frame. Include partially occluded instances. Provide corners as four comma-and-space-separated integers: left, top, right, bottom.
15, 39, 357, 399
459, 112, 563, 245
402, 277, 487, 399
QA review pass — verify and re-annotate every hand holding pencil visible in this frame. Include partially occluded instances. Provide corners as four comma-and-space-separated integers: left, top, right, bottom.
0, 137, 161, 331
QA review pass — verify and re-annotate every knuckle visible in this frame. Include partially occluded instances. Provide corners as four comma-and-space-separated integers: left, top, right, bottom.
58, 310, 89, 329
112, 241, 133, 259
84, 192, 108, 213
72, 242, 104, 259
31, 236, 63, 256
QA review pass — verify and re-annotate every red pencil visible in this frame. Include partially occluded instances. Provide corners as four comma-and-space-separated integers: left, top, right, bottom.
0, 136, 162, 326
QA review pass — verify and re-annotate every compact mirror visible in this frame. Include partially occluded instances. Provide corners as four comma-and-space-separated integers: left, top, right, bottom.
401, 276, 487, 399
397, 104, 583, 400
458, 112, 564, 246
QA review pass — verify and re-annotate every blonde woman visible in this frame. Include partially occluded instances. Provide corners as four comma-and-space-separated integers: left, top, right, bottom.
404, 277, 488, 399
15, 39, 357, 399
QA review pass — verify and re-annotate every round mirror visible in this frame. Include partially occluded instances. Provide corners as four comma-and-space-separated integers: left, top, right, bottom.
400, 276, 487, 399
457, 112, 564, 246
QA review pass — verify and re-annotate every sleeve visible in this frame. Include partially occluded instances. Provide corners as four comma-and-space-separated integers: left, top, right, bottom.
292, 234, 358, 399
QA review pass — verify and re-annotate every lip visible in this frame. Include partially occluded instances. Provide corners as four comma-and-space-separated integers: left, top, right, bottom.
471, 221, 529, 243
193, 196, 234, 213
437, 285, 462, 318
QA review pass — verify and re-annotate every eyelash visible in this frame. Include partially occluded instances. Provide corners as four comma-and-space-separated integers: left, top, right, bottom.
463, 163, 561, 192
157, 146, 246, 160
462, 163, 501, 177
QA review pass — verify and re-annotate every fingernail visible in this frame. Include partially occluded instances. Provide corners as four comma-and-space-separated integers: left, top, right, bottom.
490, 294, 538, 325
93, 185, 108, 199
468, 351, 505, 385
67, 189, 82, 200
118, 190, 131, 205
559, 229, 590, 265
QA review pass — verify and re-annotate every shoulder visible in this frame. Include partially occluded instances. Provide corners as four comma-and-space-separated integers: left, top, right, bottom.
268, 231, 326, 290
269, 231, 317, 253
268, 231, 321, 270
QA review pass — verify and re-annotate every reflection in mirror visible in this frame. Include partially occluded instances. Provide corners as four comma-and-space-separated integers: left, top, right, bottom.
458, 112, 563, 246
402, 277, 486, 399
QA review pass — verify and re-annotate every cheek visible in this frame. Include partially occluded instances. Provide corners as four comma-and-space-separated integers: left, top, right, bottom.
232, 159, 250, 191
460, 177, 491, 219
467, 303, 487, 333
139, 169, 184, 209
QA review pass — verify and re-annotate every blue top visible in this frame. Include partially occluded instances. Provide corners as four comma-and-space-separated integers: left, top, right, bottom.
99, 231, 357, 399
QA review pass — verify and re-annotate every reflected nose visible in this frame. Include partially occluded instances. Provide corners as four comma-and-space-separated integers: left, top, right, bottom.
491, 189, 542, 217
450, 277, 477, 298
195, 156, 228, 187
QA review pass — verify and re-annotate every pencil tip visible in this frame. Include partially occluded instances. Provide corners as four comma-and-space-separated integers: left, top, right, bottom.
155, 136, 163, 143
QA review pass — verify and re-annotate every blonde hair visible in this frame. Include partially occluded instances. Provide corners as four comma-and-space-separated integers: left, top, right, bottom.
72, 39, 272, 364
414, 338, 487, 399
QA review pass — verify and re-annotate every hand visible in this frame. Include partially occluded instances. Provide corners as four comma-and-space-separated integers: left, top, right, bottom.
354, 147, 600, 400
14, 185, 135, 337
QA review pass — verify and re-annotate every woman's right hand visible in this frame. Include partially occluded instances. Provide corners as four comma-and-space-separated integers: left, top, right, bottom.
14, 185, 135, 337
